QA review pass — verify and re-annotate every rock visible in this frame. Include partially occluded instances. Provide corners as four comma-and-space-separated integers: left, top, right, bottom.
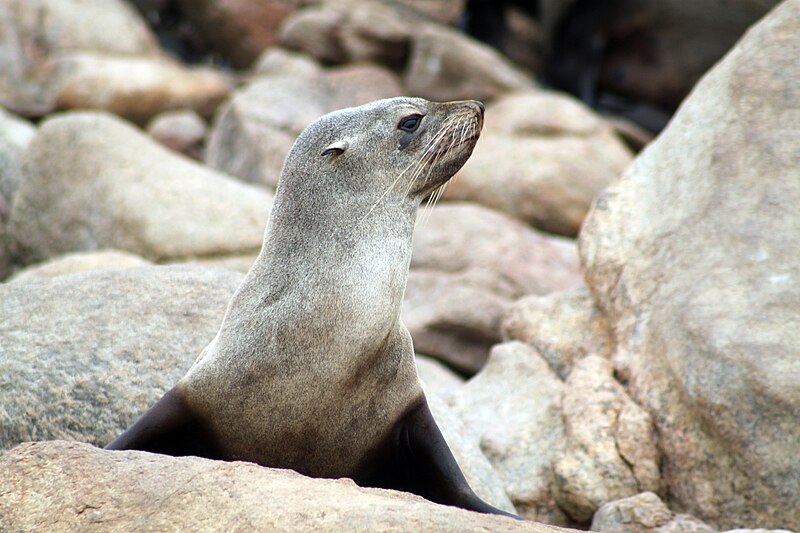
8, 250, 152, 283
0, 266, 243, 450
147, 109, 208, 159
578, 1, 800, 529
8, 111, 272, 266
591, 492, 716, 533
502, 286, 613, 380
0, 441, 572, 532
175, 0, 302, 68
553, 356, 661, 524
395, 0, 465, 25
206, 60, 403, 188
0, 0, 159, 116
405, 203, 582, 373
0, 107, 36, 208
444, 90, 633, 237
183, 253, 259, 274
403, 24, 533, 102
279, 0, 533, 101
251, 46, 321, 77
415, 354, 464, 403
46, 52, 231, 124
0, 108, 36, 279
425, 391, 517, 514
450, 342, 568, 524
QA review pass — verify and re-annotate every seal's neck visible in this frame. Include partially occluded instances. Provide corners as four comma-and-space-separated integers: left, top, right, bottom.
244, 181, 418, 350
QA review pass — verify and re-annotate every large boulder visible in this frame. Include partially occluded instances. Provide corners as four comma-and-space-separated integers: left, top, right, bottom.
578, 2, 800, 528
0, 265, 243, 450
450, 342, 568, 524
8, 250, 152, 283
591, 492, 716, 533
7, 111, 272, 266
206, 52, 404, 188
0, 441, 573, 532
443, 90, 633, 237
405, 203, 582, 373
0, 0, 158, 116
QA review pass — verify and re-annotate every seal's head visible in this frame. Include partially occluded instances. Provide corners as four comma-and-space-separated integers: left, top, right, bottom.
278, 97, 484, 208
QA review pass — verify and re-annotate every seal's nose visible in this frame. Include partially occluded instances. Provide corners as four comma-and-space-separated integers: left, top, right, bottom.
476, 101, 485, 115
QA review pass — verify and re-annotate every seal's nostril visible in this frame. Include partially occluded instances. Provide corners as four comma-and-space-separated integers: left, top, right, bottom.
476, 101, 485, 115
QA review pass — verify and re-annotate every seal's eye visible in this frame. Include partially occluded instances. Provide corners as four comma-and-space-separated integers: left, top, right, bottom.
398, 114, 423, 132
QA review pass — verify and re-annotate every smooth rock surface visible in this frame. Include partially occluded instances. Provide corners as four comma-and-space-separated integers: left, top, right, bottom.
579, 1, 800, 529
0, 266, 243, 450
405, 203, 582, 372
8, 250, 152, 283
444, 90, 633, 237
451, 342, 567, 524
0, 441, 573, 532
591, 492, 716, 533
45, 53, 231, 124
415, 354, 465, 403
8, 111, 272, 265
0, 0, 159, 116
502, 286, 613, 380
206, 60, 403, 188
553, 356, 661, 524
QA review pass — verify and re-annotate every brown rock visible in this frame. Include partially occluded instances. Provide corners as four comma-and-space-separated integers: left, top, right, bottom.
405, 203, 582, 373
46, 53, 231, 124
579, 1, 800, 529
502, 286, 613, 380
206, 60, 403, 188
0, 441, 574, 532
444, 90, 633, 237
8, 112, 272, 265
176, 0, 302, 68
591, 492, 716, 533
553, 356, 661, 524
451, 342, 568, 525
8, 250, 151, 283
0, 0, 159, 116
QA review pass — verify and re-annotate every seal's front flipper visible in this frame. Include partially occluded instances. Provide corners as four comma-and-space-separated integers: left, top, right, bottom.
105, 385, 220, 459
367, 399, 521, 518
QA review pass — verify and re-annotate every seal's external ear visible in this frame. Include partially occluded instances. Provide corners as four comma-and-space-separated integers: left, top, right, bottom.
321, 139, 349, 157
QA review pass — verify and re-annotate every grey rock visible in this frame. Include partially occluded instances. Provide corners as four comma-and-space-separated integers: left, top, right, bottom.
450, 342, 568, 524
147, 109, 208, 159
0, 265, 243, 450
579, 1, 800, 529
0, 441, 572, 532
8, 111, 272, 265
415, 353, 465, 403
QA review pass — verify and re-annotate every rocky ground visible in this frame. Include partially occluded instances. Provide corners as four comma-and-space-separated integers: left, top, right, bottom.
1, 0, 798, 531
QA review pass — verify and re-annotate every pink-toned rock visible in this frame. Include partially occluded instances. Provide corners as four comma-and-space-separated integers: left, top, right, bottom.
147, 109, 207, 158
553, 356, 661, 524
591, 492, 716, 533
8, 250, 151, 283
444, 90, 633, 237
0, 441, 572, 532
579, 1, 800, 529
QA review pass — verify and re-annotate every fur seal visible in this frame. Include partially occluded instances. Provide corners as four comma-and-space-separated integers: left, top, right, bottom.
106, 97, 513, 517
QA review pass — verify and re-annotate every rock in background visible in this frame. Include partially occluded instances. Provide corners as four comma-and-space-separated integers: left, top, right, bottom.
579, 0, 800, 529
